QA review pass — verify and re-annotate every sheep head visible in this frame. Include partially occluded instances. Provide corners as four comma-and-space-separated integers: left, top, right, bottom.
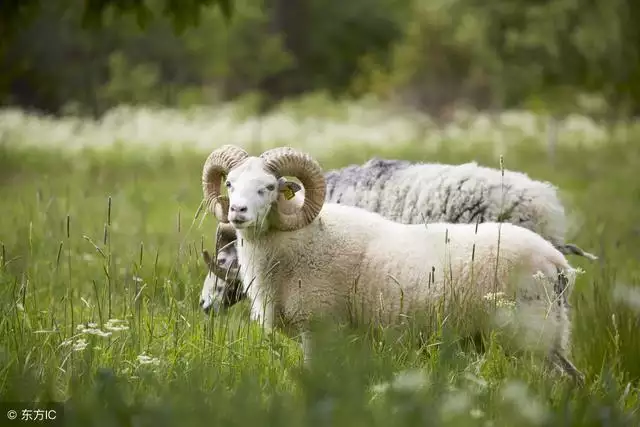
200, 223, 245, 314
202, 145, 326, 232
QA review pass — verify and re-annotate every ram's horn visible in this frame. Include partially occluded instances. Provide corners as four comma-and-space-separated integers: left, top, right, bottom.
260, 147, 326, 231
202, 145, 250, 222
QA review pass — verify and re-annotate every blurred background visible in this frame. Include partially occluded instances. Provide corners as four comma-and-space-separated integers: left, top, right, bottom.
2, 0, 639, 122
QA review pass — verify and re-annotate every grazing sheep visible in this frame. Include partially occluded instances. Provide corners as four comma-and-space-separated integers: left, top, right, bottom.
201, 144, 585, 384
200, 223, 244, 314
200, 156, 595, 313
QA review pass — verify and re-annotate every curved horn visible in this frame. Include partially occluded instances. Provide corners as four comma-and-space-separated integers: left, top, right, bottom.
202, 145, 250, 222
260, 147, 326, 231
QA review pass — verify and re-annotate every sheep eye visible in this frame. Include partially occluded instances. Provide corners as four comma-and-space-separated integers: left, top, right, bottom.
265, 184, 275, 192
225, 181, 231, 188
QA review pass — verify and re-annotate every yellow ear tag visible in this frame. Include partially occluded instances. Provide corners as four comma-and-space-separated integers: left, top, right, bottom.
283, 187, 295, 200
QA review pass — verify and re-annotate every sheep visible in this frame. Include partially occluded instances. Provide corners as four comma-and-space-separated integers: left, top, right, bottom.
201, 144, 586, 384
323, 157, 596, 261
200, 223, 245, 314
200, 156, 596, 313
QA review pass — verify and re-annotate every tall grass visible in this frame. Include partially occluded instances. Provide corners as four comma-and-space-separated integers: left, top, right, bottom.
0, 129, 639, 426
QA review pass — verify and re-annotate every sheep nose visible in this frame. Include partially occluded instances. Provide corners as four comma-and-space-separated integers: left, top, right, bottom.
230, 204, 248, 213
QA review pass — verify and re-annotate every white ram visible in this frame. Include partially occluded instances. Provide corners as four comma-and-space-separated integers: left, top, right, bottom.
201, 144, 585, 384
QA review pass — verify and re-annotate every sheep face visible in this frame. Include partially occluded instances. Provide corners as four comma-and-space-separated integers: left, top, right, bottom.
200, 249, 245, 314
202, 145, 326, 232
225, 158, 300, 231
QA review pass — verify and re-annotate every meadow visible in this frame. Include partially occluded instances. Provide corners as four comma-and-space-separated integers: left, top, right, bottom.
1, 99, 639, 426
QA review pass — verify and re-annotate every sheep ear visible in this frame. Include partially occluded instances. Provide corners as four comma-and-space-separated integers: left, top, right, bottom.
278, 178, 302, 200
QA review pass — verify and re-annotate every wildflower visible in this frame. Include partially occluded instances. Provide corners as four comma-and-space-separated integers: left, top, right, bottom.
77, 322, 112, 337
105, 318, 129, 332
73, 339, 88, 352
83, 328, 112, 337
483, 292, 516, 309
76, 322, 99, 331
61, 338, 88, 352
137, 353, 160, 366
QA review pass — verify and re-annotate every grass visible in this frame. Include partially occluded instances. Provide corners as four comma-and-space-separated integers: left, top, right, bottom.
1, 122, 640, 426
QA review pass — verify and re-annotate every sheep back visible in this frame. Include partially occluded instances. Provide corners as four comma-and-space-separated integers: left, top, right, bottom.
324, 158, 568, 248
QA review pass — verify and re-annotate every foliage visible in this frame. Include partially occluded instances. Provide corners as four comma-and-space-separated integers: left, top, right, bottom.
378, 0, 640, 117
0, 0, 411, 116
1, 0, 233, 36
1, 120, 640, 425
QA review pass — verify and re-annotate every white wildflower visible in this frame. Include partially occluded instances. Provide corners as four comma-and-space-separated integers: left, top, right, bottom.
133, 276, 144, 283
77, 322, 112, 337
105, 318, 129, 332
483, 292, 516, 309
61, 337, 89, 352
83, 328, 111, 337
76, 322, 99, 331
0, 103, 612, 158
72, 339, 88, 352
137, 353, 160, 366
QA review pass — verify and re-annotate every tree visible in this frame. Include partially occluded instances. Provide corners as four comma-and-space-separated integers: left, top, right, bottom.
1, 0, 233, 43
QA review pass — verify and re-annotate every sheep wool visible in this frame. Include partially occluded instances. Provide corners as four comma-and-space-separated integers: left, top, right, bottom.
324, 158, 594, 259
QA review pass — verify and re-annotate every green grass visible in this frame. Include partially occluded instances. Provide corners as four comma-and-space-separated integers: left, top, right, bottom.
1, 134, 639, 427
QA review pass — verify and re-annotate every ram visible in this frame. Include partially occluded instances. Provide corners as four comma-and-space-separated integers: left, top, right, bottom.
201, 144, 585, 385
200, 156, 596, 313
